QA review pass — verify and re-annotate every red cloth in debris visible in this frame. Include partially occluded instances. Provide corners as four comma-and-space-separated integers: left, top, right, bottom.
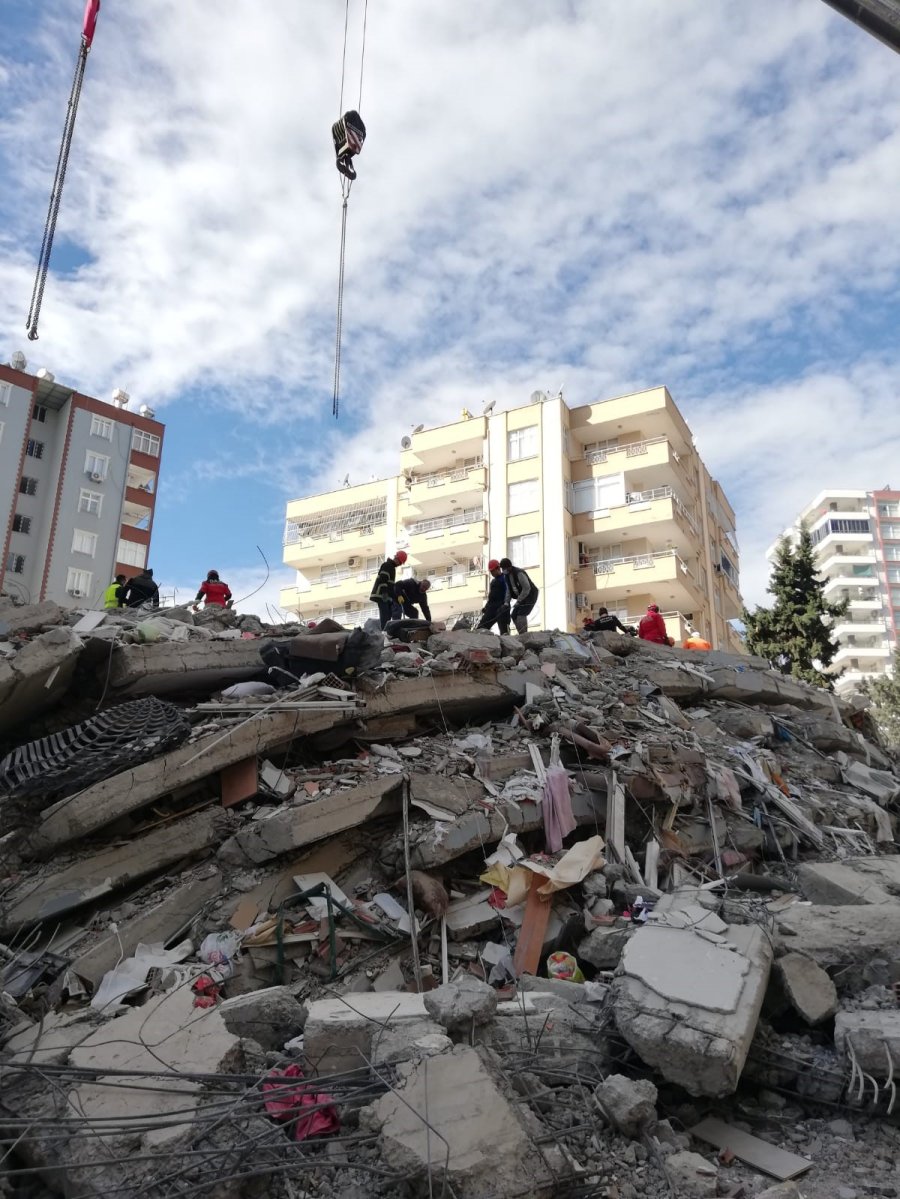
263, 1063, 339, 1141
191, 974, 221, 1008
542, 764, 576, 853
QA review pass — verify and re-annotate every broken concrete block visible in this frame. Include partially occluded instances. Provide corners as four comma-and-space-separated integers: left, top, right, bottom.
303, 991, 429, 1076
595, 1073, 658, 1137
517, 973, 587, 1004
108, 638, 266, 696
776, 953, 837, 1025
664, 1150, 718, 1198
3, 1010, 96, 1065
370, 1019, 452, 1067
219, 776, 402, 866
71, 872, 224, 987
427, 630, 502, 657
613, 919, 772, 1097
2, 810, 229, 931
755, 1185, 802, 1199
70, 985, 243, 1075
834, 1011, 900, 1076
0, 627, 83, 735
775, 903, 900, 971
0, 599, 66, 633
220, 985, 307, 1049
577, 924, 632, 970
710, 706, 774, 740
424, 977, 498, 1030
361, 1046, 552, 1198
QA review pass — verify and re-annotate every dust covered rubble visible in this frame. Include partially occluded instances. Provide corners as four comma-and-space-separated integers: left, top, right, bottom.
1, 612, 900, 1197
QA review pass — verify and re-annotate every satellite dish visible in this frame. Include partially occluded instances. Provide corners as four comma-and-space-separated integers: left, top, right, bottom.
411, 423, 424, 434
483, 400, 496, 415
400, 436, 412, 449
10, 351, 27, 371
530, 390, 547, 405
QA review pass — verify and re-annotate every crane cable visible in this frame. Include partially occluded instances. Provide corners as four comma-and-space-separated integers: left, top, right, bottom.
26, 3, 100, 342
332, 0, 368, 419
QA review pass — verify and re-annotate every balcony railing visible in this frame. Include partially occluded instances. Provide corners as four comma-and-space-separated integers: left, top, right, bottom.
412, 459, 483, 488
407, 507, 483, 536
311, 566, 379, 588
583, 435, 670, 465
586, 548, 691, 576
429, 569, 484, 592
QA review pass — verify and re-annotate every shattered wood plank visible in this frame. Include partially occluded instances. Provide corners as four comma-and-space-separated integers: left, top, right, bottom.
512, 874, 553, 977
2, 811, 227, 932
689, 1117, 812, 1180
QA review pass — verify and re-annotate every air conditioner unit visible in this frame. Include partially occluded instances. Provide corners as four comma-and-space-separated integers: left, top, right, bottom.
575, 593, 589, 609
347, 557, 359, 567
344, 601, 353, 610
835, 545, 844, 554
69, 588, 85, 597
90, 472, 104, 482
713, 564, 722, 574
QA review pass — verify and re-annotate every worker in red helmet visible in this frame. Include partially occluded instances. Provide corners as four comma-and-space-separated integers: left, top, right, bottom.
370, 550, 407, 629
194, 570, 232, 611
475, 560, 510, 634
638, 603, 673, 646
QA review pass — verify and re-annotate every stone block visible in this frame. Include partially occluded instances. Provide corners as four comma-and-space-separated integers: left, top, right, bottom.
776, 953, 837, 1025
595, 1073, 658, 1137
220, 985, 307, 1049
578, 925, 632, 970
361, 1046, 552, 1198
424, 977, 498, 1030
613, 920, 772, 1097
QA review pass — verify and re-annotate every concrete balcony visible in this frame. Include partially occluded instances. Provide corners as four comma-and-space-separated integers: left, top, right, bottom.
819, 551, 876, 575
284, 524, 386, 569
404, 511, 487, 565
406, 464, 487, 515
823, 573, 879, 596
574, 550, 702, 616
400, 418, 486, 473
426, 570, 487, 612
573, 487, 700, 544
279, 586, 303, 611
831, 643, 892, 666
832, 621, 888, 640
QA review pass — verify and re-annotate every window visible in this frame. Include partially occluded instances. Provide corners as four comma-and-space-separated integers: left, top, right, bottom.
84, 451, 109, 480
132, 429, 161, 456
6, 552, 25, 574
507, 532, 539, 567
878, 502, 900, 518
881, 522, 900, 540
12, 514, 31, 535
572, 474, 626, 514
19, 476, 37, 496
72, 529, 98, 557
888, 566, 900, 584
720, 552, 737, 583
32, 404, 47, 422
0, 421, 4, 445
66, 567, 93, 596
884, 545, 900, 561
91, 415, 113, 439
79, 489, 103, 516
0, 383, 10, 406
508, 479, 540, 516
26, 438, 44, 459
117, 539, 147, 569
811, 517, 871, 545
507, 426, 538, 462
891, 589, 900, 607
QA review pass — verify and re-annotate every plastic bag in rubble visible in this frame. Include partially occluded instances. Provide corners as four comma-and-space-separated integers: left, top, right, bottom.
198, 931, 243, 980
546, 951, 584, 983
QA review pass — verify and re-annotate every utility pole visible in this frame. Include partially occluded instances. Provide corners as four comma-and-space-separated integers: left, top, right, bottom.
821, 0, 900, 55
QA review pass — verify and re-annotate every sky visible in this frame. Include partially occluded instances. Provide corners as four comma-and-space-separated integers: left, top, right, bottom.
1, 1, 900, 617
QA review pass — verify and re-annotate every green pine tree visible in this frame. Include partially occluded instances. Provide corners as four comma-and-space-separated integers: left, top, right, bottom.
862, 656, 900, 749
742, 524, 847, 688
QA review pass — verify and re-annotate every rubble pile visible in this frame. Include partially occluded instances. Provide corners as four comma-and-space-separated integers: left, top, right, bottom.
1, 597, 900, 1198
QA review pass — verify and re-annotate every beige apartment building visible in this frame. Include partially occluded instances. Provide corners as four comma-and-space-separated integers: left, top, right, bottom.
280, 387, 744, 649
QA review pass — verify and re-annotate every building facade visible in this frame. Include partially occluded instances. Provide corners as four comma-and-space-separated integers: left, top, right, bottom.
281, 387, 743, 648
771, 488, 900, 695
0, 360, 164, 609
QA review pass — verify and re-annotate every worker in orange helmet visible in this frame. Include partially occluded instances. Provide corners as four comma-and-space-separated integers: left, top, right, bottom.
370, 550, 407, 629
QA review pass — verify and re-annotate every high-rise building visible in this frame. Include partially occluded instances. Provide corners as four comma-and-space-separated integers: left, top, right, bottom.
0, 359, 165, 609
770, 488, 900, 695
281, 387, 743, 649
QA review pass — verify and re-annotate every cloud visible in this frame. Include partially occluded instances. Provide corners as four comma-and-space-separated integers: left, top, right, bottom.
2, 1, 900, 613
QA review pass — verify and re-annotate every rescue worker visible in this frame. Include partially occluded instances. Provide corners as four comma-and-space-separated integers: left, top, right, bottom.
476, 560, 510, 634
370, 550, 407, 629
194, 570, 233, 611
583, 607, 634, 635
103, 573, 127, 610
499, 557, 539, 634
393, 577, 432, 621
638, 603, 673, 645
122, 568, 159, 609
331, 110, 366, 180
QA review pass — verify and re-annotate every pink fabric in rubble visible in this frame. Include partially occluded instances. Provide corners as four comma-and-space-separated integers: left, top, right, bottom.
543, 764, 576, 853
263, 1063, 339, 1141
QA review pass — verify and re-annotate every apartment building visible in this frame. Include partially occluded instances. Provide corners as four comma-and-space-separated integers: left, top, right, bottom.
772, 488, 900, 695
281, 386, 744, 649
0, 358, 164, 609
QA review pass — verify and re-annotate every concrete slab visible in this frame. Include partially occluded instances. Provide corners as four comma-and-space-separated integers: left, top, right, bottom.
775, 903, 900, 970
108, 639, 265, 696
776, 953, 837, 1025
0, 628, 83, 735
3, 1011, 96, 1065
303, 991, 430, 1076
69, 984, 243, 1075
798, 858, 900, 907
614, 920, 772, 1097
361, 1046, 552, 1198
834, 1011, 900, 1076
2, 811, 227, 931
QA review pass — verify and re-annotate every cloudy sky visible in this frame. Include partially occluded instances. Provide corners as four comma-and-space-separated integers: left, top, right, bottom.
2, 1, 899, 616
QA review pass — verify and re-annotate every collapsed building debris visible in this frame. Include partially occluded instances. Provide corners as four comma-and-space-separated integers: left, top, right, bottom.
1, 602, 900, 1197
